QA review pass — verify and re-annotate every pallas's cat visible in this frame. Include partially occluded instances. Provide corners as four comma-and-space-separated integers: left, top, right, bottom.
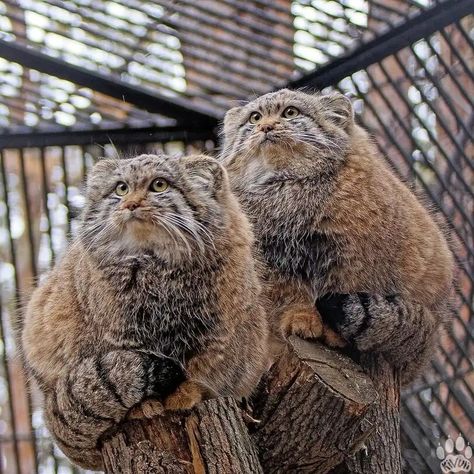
22, 154, 268, 470
221, 89, 454, 382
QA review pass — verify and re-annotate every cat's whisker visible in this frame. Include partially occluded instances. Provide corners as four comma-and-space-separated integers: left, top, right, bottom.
292, 132, 344, 154
154, 216, 194, 259
166, 213, 215, 252
151, 216, 182, 252
164, 215, 206, 254
231, 136, 261, 157
82, 221, 122, 258
239, 141, 261, 161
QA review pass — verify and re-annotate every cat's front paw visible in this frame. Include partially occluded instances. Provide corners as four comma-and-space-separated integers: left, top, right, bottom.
316, 293, 352, 331
322, 325, 347, 348
280, 308, 323, 340
147, 356, 186, 399
164, 381, 203, 411
128, 399, 165, 420
316, 293, 372, 347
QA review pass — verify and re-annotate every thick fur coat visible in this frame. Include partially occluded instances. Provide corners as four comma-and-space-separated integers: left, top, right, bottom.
221, 89, 454, 382
22, 154, 268, 470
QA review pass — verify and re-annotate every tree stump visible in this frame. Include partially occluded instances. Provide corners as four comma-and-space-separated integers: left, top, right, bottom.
337, 354, 402, 474
100, 338, 401, 474
101, 398, 262, 474
252, 337, 377, 473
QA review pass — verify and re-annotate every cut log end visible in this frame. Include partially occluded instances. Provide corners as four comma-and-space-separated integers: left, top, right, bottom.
252, 337, 378, 474
101, 337, 400, 474
101, 397, 262, 474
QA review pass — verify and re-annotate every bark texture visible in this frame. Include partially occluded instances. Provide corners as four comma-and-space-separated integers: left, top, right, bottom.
252, 337, 377, 474
101, 337, 401, 474
340, 354, 402, 474
101, 398, 262, 474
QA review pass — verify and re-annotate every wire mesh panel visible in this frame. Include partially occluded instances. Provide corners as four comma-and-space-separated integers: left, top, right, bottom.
331, 17, 473, 474
0, 0, 446, 132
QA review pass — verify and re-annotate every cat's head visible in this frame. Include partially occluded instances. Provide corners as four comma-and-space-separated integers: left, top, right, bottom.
221, 89, 354, 182
81, 153, 230, 262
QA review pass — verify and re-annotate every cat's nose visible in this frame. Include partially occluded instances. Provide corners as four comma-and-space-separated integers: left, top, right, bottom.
122, 201, 140, 211
260, 124, 274, 133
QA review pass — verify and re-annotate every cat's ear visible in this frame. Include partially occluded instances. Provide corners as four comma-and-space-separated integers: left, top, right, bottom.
183, 155, 228, 195
90, 158, 118, 176
223, 106, 243, 133
86, 159, 118, 196
320, 93, 354, 129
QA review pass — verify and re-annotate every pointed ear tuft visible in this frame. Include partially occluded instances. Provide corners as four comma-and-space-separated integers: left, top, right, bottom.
320, 93, 354, 129
183, 155, 227, 194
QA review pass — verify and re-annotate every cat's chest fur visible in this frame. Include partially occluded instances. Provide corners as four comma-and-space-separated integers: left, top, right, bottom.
237, 180, 343, 294
86, 255, 220, 358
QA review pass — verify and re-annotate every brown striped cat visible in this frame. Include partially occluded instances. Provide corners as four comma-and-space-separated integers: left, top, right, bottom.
22, 153, 269, 470
221, 89, 454, 383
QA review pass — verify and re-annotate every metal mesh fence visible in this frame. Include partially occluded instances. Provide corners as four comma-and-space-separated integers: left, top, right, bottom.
0, 1, 472, 473
0, 0, 447, 133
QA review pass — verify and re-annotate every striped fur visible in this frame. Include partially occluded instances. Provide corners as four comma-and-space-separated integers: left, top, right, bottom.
21, 154, 268, 470
221, 89, 454, 382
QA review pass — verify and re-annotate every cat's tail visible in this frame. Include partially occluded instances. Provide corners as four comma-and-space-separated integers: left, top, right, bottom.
316, 293, 449, 384
39, 351, 185, 470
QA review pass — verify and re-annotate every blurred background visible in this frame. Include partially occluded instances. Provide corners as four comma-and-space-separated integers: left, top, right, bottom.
0, 0, 472, 472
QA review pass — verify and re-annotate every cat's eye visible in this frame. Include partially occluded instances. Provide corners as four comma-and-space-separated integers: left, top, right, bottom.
115, 182, 129, 196
249, 111, 262, 124
150, 178, 169, 193
282, 106, 300, 119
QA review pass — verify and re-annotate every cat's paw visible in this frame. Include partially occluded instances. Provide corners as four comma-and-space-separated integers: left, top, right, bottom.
316, 293, 352, 330
280, 309, 323, 340
127, 399, 165, 420
164, 381, 203, 411
322, 326, 347, 348
147, 356, 186, 399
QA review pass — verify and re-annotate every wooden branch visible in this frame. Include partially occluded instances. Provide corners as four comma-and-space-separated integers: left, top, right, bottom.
101, 398, 263, 474
252, 337, 378, 474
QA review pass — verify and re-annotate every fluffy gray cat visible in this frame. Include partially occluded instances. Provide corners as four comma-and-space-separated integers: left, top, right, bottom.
221, 89, 454, 382
22, 154, 268, 470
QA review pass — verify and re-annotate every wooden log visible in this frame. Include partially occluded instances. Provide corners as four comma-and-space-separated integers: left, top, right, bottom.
101, 397, 263, 474
252, 336, 378, 474
100, 337, 402, 474
336, 354, 402, 474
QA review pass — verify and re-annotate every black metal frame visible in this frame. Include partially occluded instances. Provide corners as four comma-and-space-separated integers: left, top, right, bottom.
0, 40, 220, 129
289, 0, 474, 89
0, 126, 215, 149
1, 0, 472, 146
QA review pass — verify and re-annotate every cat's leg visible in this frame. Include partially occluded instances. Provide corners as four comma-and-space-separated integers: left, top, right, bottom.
266, 277, 323, 339
265, 276, 346, 348
280, 303, 323, 340
164, 311, 269, 411
316, 293, 442, 382
43, 350, 184, 469
163, 347, 226, 411
280, 305, 347, 347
